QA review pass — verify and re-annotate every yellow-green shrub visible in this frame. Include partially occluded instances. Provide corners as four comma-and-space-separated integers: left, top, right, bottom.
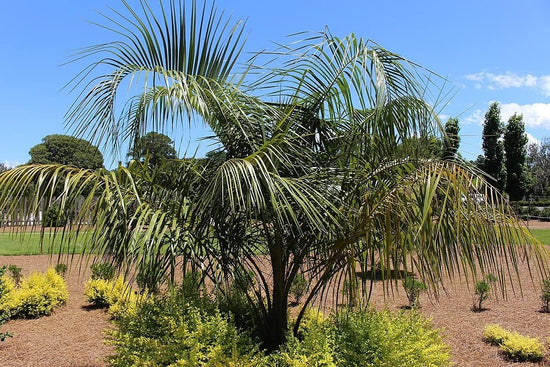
84, 277, 145, 319
500, 332, 545, 362
333, 308, 451, 367
0, 268, 68, 318
483, 324, 511, 346
268, 309, 336, 367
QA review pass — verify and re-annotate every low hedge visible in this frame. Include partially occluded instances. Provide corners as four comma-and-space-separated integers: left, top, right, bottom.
483, 324, 546, 362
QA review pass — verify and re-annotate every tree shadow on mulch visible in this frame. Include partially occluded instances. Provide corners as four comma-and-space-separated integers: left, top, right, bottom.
356, 269, 414, 282
470, 306, 490, 313
80, 304, 106, 312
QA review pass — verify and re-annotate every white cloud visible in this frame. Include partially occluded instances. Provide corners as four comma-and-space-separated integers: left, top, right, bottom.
465, 72, 550, 96
463, 109, 485, 125
500, 103, 550, 129
462, 103, 550, 130
526, 132, 540, 146
2, 161, 21, 168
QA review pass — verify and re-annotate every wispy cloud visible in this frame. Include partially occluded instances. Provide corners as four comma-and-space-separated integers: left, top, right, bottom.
465, 72, 550, 96
462, 103, 550, 129
2, 161, 21, 168
500, 103, 550, 128
526, 132, 540, 146
463, 109, 485, 125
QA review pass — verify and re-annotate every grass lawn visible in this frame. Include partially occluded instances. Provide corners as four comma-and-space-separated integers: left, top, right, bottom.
531, 229, 550, 246
0, 231, 89, 255
1, 228, 550, 256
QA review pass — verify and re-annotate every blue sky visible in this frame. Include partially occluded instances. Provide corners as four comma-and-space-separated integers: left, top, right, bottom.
1, 0, 549, 168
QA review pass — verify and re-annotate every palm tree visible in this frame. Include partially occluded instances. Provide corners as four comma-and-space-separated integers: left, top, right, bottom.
0, 0, 547, 350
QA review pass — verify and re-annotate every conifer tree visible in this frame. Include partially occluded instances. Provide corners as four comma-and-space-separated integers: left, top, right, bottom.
481, 102, 506, 191
442, 117, 460, 160
504, 113, 528, 201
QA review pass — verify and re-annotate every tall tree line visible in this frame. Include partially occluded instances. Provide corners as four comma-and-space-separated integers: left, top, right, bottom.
478, 102, 528, 201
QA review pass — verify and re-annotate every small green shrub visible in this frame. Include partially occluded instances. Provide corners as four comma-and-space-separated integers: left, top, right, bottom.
290, 273, 307, 304
0, 268, 68, 318
500, 332, 545, 362
54, 263, 68, 278
540, 207, 550, 220
473, 273, 497, 311
402, 275, 427, 308
7, 265, 22, 286
333, 308, 451, 367
42, 204, 67, 227
541, 278, 550, 312
90, 262, 115, 281
483, 324, 511, 346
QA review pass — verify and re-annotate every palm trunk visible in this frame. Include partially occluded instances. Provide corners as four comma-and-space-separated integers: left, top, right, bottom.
264, 229, 288, 351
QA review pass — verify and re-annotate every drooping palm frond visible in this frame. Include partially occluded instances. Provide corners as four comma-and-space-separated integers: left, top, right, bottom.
66, 0, 247, 152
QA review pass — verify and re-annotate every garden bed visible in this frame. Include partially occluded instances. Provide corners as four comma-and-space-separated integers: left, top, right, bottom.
1, 221, 550, 367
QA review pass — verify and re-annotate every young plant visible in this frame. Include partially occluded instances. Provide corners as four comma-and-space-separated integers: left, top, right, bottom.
402, 275, 427, 308
290, 273, 307, 304
540, 278, 550, 312
54, 263, 68, 278
473, 273, 497, 311
7, 265, 22, 287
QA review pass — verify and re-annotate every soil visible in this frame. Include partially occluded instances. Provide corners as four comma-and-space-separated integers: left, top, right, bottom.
1, 221, 550, 367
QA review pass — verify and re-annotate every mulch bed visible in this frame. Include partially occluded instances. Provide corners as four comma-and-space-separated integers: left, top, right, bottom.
1, 221, 550, 366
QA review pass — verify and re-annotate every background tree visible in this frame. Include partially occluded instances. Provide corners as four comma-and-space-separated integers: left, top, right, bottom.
504, 113, 528, 201
128, 132, 177, 167
0, 0, 546, 351
0, 163, 8, 174
29, 134, 104, 170
481, 102, 506, 191
442, 117, 460, 160
527, 138, 550, 198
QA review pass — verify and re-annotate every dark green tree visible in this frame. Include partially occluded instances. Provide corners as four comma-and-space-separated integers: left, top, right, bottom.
504, 113, 528, 201
29, 134, 104, 170
129, 132, 177, 167
481, 102, 506, 191
527, 138, 550, 198
442, 117, 460, 160
0, 163, 8, 174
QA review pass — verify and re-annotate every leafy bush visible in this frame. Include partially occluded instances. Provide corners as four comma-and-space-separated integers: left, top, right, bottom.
0, 268, 68, 318
106, 278, 451, 367
541, 278, 550, 312
90, 262, 115, 281
42, 204, 67, 227
540, 207, 550, 220
332, 308, 451, 367
0, 267, 12, 341
483, 324, 511, 346
483, 323, 546, 362
107, 293, 262, 367
290, 273, 307, 304
84, 277, 144, 319
473, 273, 497, 311
268, 309, 336, 367
500, 332, 545, 362
402, 275, 427, 308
